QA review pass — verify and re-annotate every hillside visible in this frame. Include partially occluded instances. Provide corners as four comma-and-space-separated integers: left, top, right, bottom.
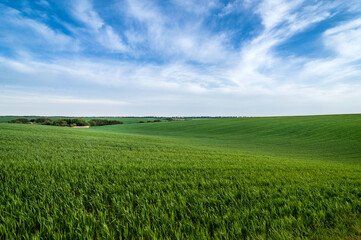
92, 114, 361, 162
0, 115, 360, 239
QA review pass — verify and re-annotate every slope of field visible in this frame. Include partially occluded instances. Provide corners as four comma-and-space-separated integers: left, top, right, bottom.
0, 115, 360, 239
93, 114, 361, 163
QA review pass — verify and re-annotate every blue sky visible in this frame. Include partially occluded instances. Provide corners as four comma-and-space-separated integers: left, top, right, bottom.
0, 0, 361, 116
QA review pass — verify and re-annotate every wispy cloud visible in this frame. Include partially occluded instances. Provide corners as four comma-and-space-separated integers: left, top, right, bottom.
227, 0, 340, 88
324, 17, 361, 58
0, 4, 78, 51
125, 0, 233, 63
72, 0, 127, 52
36, 0, 50, 8
300, 17, 361, 84
1, 93, 127, 106
171, 0, 220, 15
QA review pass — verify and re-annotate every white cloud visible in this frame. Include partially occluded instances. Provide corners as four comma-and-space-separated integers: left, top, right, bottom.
0, 94, 127, 106
0, 92, 129, 116
73, 0, 104, 30
298, 17, 361, 85
226, 0, 336, 88
218, 0, 255, 17
125, 0, 233, 63
72, 0, 127, 52
1, 50, 361, 116
24, 19, 76, 49
0, 56, 36, 73
257, 0, 300, 31
36, 0, 50, 7
0, 5, 77, 51
171, 0, 220, 15
324, 18, 361, 58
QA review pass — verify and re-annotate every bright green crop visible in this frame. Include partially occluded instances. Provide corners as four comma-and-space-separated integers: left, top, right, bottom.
0, 114, 360, 239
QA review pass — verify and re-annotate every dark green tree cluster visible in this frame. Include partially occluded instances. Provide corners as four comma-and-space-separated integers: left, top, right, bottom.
89, 119, 123, 126
9, 118, 89, 127
9, 118, 30, 124
138, 119, 162, 123
9, 117, 160, 127
33, 117, 52, 124
53, 118, 89, 127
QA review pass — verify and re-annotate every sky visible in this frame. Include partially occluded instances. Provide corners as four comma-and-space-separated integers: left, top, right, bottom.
0, 0, 361, 116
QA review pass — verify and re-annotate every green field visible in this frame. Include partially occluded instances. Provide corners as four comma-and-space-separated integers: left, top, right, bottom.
1, 115, 360, 239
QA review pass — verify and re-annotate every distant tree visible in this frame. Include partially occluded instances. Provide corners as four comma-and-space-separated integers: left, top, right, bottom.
89, 119, 123, 126
35, 117, 53, 124
71, 118, 89, 126
9, 118, 30, 124
43, 120, 54, 125
52, 118, 89, 127
54, 119, 68, 126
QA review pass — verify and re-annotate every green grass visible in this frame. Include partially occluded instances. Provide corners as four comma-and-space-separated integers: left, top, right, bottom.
93, 114, 361, 162
0, 115, 360, 239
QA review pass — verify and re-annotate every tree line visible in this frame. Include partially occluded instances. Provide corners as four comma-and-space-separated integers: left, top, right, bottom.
9, 118, 123, 127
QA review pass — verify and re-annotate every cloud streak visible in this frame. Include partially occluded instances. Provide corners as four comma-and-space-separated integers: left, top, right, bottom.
72, 0, 127, 52
0, 4, 78, 52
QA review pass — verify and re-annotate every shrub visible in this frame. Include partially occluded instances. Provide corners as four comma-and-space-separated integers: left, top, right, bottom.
53, 119, 69, 127
153, 119, 161, 122
71, 118, 89, 126
35, 117, 53, 124
53, 118, 89, 127
89, 119, 123, 126
43, 120, 54, 125
9, 118, 30, 124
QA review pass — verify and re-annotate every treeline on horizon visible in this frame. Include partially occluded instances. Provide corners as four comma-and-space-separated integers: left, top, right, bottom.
3, 115, 242, 119
8, 118, 123, 127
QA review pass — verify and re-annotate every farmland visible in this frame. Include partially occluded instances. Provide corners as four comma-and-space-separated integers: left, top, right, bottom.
0, 115, 360, 239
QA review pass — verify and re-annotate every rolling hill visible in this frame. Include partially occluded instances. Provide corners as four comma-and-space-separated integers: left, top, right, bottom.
0, 114, 360, 239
